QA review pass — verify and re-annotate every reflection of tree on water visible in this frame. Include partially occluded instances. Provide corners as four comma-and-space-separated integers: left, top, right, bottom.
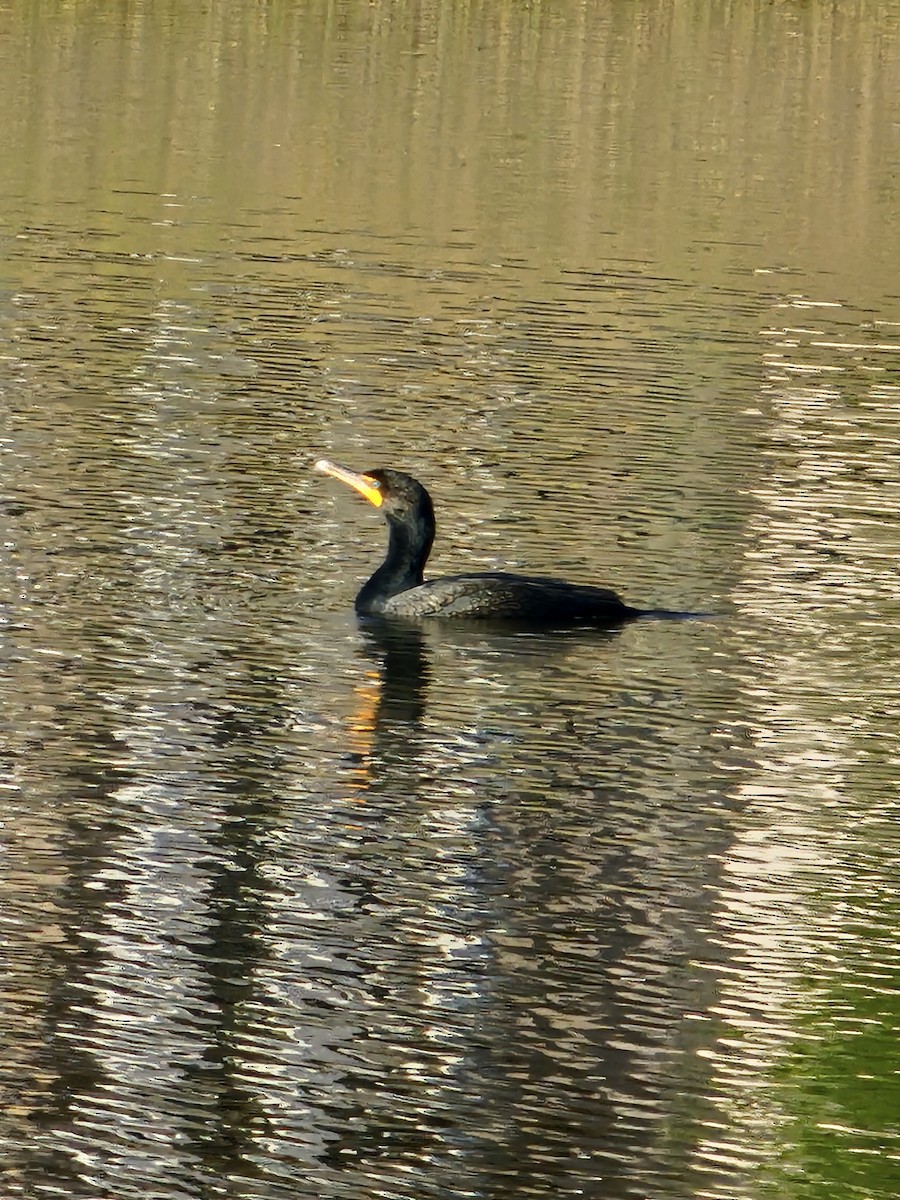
321, 619, 744, 1199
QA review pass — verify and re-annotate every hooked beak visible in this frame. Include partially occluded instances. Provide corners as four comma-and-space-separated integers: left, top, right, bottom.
314, 459, 384, 508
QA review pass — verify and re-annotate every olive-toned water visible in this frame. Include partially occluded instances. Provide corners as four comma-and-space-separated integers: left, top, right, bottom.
1, 3, 899, 1198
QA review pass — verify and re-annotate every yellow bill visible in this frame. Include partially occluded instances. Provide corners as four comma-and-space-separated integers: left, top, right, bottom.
314, 459, 384, 508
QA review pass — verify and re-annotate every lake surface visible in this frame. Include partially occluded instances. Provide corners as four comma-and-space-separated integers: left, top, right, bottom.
1, 2, 899, 1198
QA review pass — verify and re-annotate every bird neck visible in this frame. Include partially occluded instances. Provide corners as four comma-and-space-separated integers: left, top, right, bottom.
356, 515, 434, 613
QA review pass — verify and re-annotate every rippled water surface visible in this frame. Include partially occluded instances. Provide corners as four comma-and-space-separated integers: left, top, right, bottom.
2, 3, 900, 1198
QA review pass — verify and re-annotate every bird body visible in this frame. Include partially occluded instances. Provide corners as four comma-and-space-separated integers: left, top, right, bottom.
315, 460, 642, 626
360, 571, 637, 621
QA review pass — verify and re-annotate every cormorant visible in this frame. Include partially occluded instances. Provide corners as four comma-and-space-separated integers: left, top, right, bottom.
315, 459, 661, 625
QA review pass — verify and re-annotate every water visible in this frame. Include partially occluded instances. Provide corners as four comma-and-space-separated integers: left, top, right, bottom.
1, 2, 899, 1198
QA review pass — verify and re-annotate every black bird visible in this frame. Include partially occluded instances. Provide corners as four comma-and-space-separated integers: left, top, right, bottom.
315, 459, 658, 625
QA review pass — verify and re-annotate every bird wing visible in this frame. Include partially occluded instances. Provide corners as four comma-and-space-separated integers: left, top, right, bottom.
382, 573, 629, 622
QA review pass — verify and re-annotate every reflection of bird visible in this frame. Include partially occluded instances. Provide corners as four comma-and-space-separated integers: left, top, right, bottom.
315, 459, 653, 625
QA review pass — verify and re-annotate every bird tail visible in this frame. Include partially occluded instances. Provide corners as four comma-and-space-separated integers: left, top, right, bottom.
633, 608, 718, 621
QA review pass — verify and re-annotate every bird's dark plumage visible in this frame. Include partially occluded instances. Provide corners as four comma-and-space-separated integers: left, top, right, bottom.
314, 460, 643, 625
